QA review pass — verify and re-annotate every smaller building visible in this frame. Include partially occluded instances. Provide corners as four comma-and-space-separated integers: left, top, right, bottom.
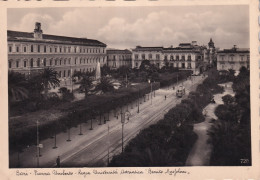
217, 45, 250, 74
107, 49, 132, 69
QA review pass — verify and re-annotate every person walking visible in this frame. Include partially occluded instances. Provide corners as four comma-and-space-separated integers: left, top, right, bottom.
56, 156, 60, 167
165, 95, 167, 100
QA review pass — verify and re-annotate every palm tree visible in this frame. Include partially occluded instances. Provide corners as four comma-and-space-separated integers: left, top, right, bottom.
8, 71, 28, 102
94, 77, 114, 94
40, 68, 60, 97
78, 72, 93, 98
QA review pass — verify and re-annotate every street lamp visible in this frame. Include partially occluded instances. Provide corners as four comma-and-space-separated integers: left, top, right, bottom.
148, 79, 152, 105
121, 109, 130, 153
137, 87, 140, 113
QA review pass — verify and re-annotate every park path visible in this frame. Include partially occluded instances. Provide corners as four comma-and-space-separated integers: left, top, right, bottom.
185, 82, 234, 166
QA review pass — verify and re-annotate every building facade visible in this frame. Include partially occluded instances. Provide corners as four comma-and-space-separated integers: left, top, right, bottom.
8, 22, 107, 82
132, 46, 164, 69
132, 41, 205, 74
107, 49, 132, 69
217, 45, 250, 74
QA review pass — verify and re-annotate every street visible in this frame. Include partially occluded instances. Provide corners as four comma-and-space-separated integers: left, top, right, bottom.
9, 76, 205, 168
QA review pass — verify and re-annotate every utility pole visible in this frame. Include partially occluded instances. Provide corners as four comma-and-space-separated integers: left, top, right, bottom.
137, 87, 140, 113
36, 120, 39, 168
107, 124, 110, 165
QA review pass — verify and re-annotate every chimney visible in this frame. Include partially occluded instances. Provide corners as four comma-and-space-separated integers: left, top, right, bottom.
34, 22, 43, 39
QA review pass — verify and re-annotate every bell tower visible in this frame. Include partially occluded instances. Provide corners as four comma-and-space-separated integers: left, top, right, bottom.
34, 22, 43, 39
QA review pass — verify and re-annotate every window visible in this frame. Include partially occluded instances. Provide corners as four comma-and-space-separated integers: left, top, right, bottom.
156, 54, 160, 60
188, 55, 191, 61
87, 59, 89, 64
74, 48, 77, 53
60, 59, 62, 65
75, 58, 77, 64
135, 62, 138, 67
55, 60, 58, 66
176, 55, 179, 61
142, 54, 145, 60
31, 45, 34, 52
181, 55, 185, 61
16, 61, 19, 68
68, 47, 71, 53
80, 49, 82, 53
170, 55, 173, 61
59, 71, 61, 78
68, 70, 70, 77
50, 47, 52, 53
84, 59, 85, 64
68, 58, 71, 64
55, 48, 57, 53
64, 47, 66, 53
24, 61, 27, 67
149, 54, 152, 59
30, 58, 33, 67
38, 45, 40, 52
188, 63, 191, 69
44, 46, 46, 53
37, 59, 40, 66
164, 55, 168, 60
50, 59, 53, 66
64, 59, 67, 65
24, 47, 27, 52
16, 46, 19, 52
63, 70, 66, 77
60, 47, 62, 53
240, 56, 244, 61
9, 61, 11, 68
103, 57, 105, 63
43, 58, 46, 67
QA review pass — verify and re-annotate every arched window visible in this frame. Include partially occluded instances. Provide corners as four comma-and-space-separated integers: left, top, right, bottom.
24, 60, 27, 67
8, 61, 12, 68
50, 59, 53, 66
60, 59, 62, 65
31, 45, 34, 52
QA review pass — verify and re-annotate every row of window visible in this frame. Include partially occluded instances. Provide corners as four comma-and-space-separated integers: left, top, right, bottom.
135, 62, 192, 69
8, 44, 105, 54
134, 54, 197, 61
219, 55, 250, 61
58, 68, 96, 78
8, 57, 106, 69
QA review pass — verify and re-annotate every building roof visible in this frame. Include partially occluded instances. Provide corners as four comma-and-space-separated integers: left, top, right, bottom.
132, 46, 163, 51
7, 30, 106, 47
218, 47, 249, 54
106, 49, 132, 54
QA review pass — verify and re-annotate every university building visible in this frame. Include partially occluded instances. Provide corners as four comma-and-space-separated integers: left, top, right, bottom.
8, 22, 107, 81
217, 45, 250, 74
107, 49, 132, 69
132, 40, 210, 74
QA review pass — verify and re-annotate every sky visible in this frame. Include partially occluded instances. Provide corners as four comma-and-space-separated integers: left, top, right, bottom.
7, 6, 249, 49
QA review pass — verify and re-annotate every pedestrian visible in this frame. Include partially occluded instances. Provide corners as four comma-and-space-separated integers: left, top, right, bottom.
56, 156, 60, 167
165, 95, 167, 100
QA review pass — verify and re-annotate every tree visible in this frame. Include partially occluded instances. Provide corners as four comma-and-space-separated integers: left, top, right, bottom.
101, 64, 111, 77
78, 72, 93, 98
58, 87, 74, 101
222, 94, 235, 105
94, 77, 114, 94
40, 68, 60, 97
8, 71, 28, 102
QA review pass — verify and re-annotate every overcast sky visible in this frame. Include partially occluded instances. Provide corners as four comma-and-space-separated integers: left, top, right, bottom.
7, 6, 249, 49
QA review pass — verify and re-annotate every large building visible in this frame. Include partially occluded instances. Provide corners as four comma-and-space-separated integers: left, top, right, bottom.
132, 41, 206, 74
217, 45, 250, 74
107, 49, 132, 69
8, 22, 107, 82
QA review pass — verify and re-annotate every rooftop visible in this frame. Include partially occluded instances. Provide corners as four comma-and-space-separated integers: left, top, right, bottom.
7, 30, 106, 47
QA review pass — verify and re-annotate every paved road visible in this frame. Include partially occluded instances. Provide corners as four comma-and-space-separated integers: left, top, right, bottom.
9, 76, 205, 168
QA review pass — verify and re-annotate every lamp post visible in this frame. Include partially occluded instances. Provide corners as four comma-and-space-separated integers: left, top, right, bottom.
137, 87, 140, 113
121, 109, 130, 153
148, 79, 152, 105
78, 123, 83, 135
36, 120, 40, 168
53, 129, 57, 149
107, 124, 110, 164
